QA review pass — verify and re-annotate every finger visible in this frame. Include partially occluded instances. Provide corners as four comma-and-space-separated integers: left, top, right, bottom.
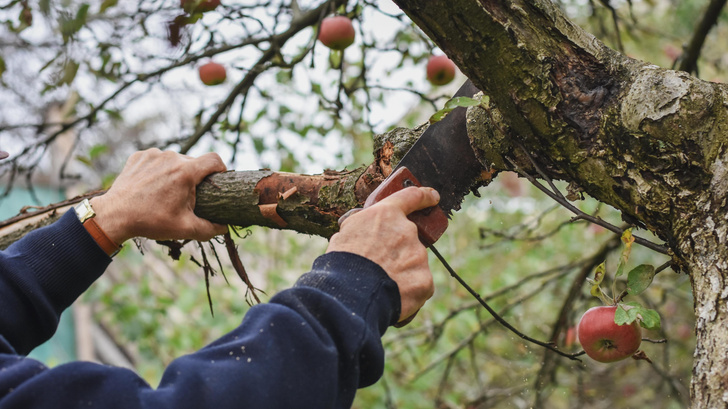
192, 152, 227, 180
376, 186, 440, 216
207, 222, 229, 238
337, 208, 363, 227
128, 148, 161, 165
188, 218, 229, 241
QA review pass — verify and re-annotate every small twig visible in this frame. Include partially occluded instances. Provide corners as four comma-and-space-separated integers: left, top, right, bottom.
655, 259, 674, 275
505, 152, 669, 255
678, 0, 727, 75
197, 241, 215, 317
642, 337, 668, 344
480, 205, 582, 248
223, 231, 262, 305
597, 0, 625, 52
429, 245, 583, 361
207, 240, 230, 285
384, 258, 587, 345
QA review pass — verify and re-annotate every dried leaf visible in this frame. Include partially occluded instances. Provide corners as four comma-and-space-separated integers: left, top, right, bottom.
631, 350, 653, 363
224, 232, 263, 305
615, 229, 635, 278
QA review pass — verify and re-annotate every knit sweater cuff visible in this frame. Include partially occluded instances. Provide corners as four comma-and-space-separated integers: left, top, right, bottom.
296, 252, 401, 331
19, 210, 111, 311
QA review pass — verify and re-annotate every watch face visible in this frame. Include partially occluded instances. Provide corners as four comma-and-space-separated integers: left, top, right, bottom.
75, 199, 95, 223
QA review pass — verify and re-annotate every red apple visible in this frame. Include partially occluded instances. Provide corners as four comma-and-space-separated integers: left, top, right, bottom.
426, 54, 457, 86
577, 305, 642, 363
181, 0, 220, 13
318, 16, 355, 50
198, 62, 226, 86
564, 326, 577, 348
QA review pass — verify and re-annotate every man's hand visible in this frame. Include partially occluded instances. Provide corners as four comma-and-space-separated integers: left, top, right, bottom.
326, 187, 440, 323
90, 149, 228, 244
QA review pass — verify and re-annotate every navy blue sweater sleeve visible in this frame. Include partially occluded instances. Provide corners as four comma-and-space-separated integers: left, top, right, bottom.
0, 211, 111, 355
0, 210, 401, 409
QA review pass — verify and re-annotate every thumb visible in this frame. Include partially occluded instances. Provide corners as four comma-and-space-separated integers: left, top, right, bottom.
377, 187, 440, 216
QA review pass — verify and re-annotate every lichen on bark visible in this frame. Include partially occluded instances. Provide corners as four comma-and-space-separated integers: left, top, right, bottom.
393, 0, 728, 405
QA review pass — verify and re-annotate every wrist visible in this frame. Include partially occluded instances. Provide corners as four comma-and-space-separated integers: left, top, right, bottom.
75, 198, 123, 257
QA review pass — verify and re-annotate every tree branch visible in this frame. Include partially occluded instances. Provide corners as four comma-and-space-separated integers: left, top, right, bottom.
677, 0, 728, 75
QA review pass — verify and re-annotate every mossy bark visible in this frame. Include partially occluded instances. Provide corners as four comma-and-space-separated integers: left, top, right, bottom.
392, 0, 727, 406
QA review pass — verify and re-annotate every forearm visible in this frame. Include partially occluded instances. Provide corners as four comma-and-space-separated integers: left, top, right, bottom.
0, 210, 110, 355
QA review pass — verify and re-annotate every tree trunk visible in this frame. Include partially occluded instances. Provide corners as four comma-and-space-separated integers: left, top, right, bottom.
391, 0, 727, 406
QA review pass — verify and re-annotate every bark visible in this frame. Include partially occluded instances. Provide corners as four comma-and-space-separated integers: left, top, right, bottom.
390, 0, 727, 406
0, 126, 424, 250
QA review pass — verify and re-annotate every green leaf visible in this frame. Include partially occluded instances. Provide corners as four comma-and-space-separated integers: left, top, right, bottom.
615, 301, 661, 330
88, 144, 109, 160
101, 173, 117, 190
59, 3, 90, 42
639, 308, 661, 330
60, 60, 79, 86
75, 155, 92, 167
0, 56, 5, 78
76, 4, 90, 24
103, 109, 123, 121
627, 264, 656, 295
614, 305, 630, 325
99, 0, 118, 13
328, 49, 342, 69
39, 0, 51, 16
429, 96, 487, 123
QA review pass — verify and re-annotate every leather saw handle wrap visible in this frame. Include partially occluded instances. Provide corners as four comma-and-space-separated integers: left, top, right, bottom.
364, 167, 448, 247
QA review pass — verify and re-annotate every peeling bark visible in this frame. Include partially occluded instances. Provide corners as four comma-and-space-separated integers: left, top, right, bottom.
0, 126, 423, 249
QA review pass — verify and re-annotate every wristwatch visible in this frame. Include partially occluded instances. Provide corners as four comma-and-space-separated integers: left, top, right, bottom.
74, 199, 121, 257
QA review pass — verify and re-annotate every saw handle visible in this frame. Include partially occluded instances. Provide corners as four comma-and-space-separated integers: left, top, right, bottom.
363, 167, 448, 247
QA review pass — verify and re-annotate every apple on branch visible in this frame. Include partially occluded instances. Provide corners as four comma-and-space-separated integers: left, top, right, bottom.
318, 16, 355, 50
577, 305, 642, 363
577, 229, 662, 363
199, 62, 226, 86
426, 54, 457, 86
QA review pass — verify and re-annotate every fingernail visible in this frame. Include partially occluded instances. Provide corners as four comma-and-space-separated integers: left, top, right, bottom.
430, 189, 440, 203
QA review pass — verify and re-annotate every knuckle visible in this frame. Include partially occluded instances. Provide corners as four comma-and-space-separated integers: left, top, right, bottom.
140, 148, 162, 160
160, 150, 181, 161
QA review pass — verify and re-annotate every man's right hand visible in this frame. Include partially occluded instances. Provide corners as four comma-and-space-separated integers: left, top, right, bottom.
326, 187, 440, 324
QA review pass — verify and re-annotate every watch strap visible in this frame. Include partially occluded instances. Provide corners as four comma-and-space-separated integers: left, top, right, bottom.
75, 199, 121, 257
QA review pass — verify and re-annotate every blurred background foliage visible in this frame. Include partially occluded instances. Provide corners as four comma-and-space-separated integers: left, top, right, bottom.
0, 0, 715, 407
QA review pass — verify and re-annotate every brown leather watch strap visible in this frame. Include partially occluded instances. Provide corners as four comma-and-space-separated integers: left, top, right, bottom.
82, 217, 121, 257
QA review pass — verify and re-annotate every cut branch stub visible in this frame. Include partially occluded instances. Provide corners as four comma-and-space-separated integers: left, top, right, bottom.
193, 166, 377, 239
